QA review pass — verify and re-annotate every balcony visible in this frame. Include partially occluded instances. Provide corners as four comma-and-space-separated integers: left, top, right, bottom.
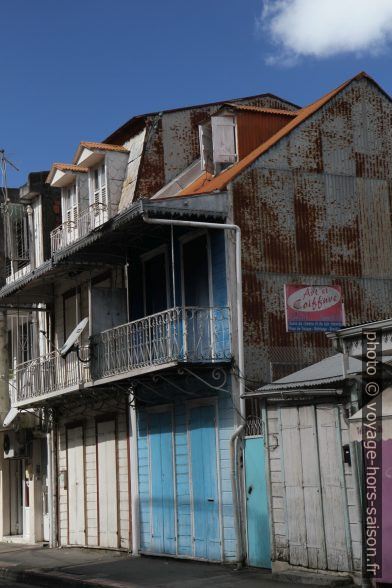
15, 347, 91, 405
50, 202, 117, 255
14, 307, 231, 405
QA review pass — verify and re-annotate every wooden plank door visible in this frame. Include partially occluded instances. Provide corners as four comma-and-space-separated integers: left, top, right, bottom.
298, 406, 327, 570
67, 426, 85, 545
189, 404, 221, 561
149, 411, 176, 554
280, 406, 309, 567
316, 406, 350, 571
244, 436, 271, 568
97, 419, 118, 548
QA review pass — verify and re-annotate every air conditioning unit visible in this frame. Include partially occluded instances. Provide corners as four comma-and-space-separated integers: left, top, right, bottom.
3, 431, 27, 459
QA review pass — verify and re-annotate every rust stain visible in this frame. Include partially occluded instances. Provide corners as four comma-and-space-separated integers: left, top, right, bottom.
136, 117, 165, 197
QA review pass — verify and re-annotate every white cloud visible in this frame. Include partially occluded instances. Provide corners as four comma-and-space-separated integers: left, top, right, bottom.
260, 0, 392, 63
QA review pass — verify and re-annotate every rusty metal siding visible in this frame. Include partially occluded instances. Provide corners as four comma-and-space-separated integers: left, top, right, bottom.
236, 112, 293, 160
232, 77, 392, 384
134, 96, 298, 200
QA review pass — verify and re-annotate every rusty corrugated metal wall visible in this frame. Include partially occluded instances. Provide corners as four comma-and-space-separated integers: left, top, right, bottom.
236, 112, 294, 160
135, 95, 298, 200
232, 77, 392, 383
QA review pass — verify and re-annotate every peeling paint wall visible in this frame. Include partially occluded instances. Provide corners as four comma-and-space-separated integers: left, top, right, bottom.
232, 78, 392, 383
119, 129, 146, 211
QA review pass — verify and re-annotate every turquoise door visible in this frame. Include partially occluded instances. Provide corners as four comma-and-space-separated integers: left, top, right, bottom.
244, 437, 271, 568
149, 411, 176, 554
189, 405, 221, 560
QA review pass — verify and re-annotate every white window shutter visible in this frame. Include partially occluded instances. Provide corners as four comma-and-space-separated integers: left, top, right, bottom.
199, 124, 214, 173
211, 116, 237, 163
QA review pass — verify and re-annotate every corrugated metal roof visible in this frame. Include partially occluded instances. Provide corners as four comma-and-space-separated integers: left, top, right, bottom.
179, 72, 376, 197
254, 353, 363, 392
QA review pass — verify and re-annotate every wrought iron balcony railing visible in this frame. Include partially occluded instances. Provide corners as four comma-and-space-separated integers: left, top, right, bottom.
14, 306, 231, 404
15, 346, 91, 404
90, 306, 231, 381
50, 202, 117, 254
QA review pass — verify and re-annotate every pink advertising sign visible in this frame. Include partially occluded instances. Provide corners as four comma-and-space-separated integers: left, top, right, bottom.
284, 284, 344, 332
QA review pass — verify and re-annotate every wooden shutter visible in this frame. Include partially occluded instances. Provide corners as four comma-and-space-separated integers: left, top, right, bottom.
211, 116, 237, 163
199, 124, 214, 173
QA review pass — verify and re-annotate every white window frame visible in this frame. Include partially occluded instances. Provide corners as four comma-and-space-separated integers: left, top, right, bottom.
62, 183, 78, 241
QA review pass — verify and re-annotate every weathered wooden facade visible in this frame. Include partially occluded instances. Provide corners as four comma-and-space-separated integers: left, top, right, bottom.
249, 355, 363, 576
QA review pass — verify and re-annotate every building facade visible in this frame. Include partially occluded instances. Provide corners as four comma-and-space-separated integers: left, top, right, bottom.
1, 72, 392, 576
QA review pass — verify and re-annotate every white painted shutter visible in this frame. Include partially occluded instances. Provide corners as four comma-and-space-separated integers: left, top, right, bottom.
211, 116, 236, 163
199, 124, 214, 173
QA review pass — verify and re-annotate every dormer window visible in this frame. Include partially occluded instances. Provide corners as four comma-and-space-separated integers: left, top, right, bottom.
199, 115, 237, 174
47, 163, 88, 254
73, 141, 129, 227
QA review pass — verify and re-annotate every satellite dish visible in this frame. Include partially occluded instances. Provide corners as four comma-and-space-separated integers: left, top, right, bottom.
60, 317, 88, 358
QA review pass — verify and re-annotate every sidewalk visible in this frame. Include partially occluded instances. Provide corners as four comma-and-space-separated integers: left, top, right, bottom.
0, 544, 355, 588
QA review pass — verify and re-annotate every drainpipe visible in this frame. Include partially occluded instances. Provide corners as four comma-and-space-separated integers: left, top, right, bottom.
143, 213, 246, 564
26, 205, 35, 271
128, 394, 140, 555
46, 430, 53, 546
0, 311, 10, 424
47, 412, 57, 548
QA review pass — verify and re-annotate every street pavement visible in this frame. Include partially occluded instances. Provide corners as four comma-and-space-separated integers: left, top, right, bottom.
0, 543, 355, 588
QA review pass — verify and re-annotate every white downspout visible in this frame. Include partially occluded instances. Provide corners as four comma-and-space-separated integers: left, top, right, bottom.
129, 396, 140, 555
47, 426, 56, 548
143, 213, 246, 564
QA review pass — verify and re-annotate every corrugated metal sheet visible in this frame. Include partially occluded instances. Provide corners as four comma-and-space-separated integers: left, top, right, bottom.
236, 112, 293, 161
233, 76, 392, 383
135, 95, 300, 201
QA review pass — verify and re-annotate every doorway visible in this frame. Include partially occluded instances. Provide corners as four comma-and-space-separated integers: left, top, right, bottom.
10, 459, 24, 536
97, 419, 118, 548
67, 425, 85, 545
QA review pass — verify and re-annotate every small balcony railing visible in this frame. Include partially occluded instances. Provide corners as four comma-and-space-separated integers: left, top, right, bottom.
15, 346, 91, 403
91, 306, 231, 381
50, 202, 117, 255
14, 307, 231, 404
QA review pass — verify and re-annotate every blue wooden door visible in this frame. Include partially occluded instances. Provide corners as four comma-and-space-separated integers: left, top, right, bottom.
244, 437, 271, 568
149, 411, 176, 554
189, 405, 221, 561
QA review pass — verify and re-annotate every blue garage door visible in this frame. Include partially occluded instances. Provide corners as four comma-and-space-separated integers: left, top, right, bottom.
149, 411, 176, 554
189, 404, 221, 561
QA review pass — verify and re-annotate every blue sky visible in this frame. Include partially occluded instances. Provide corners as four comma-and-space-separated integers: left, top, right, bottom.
1, 0, 392, 186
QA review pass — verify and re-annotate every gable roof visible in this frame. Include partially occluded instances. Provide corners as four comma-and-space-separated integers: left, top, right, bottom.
179, 72, 378, 197
73, 141, 129, 165
46, 163, 88, 185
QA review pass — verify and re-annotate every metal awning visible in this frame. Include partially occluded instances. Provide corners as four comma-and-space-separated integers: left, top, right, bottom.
0, 193, 228, 304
